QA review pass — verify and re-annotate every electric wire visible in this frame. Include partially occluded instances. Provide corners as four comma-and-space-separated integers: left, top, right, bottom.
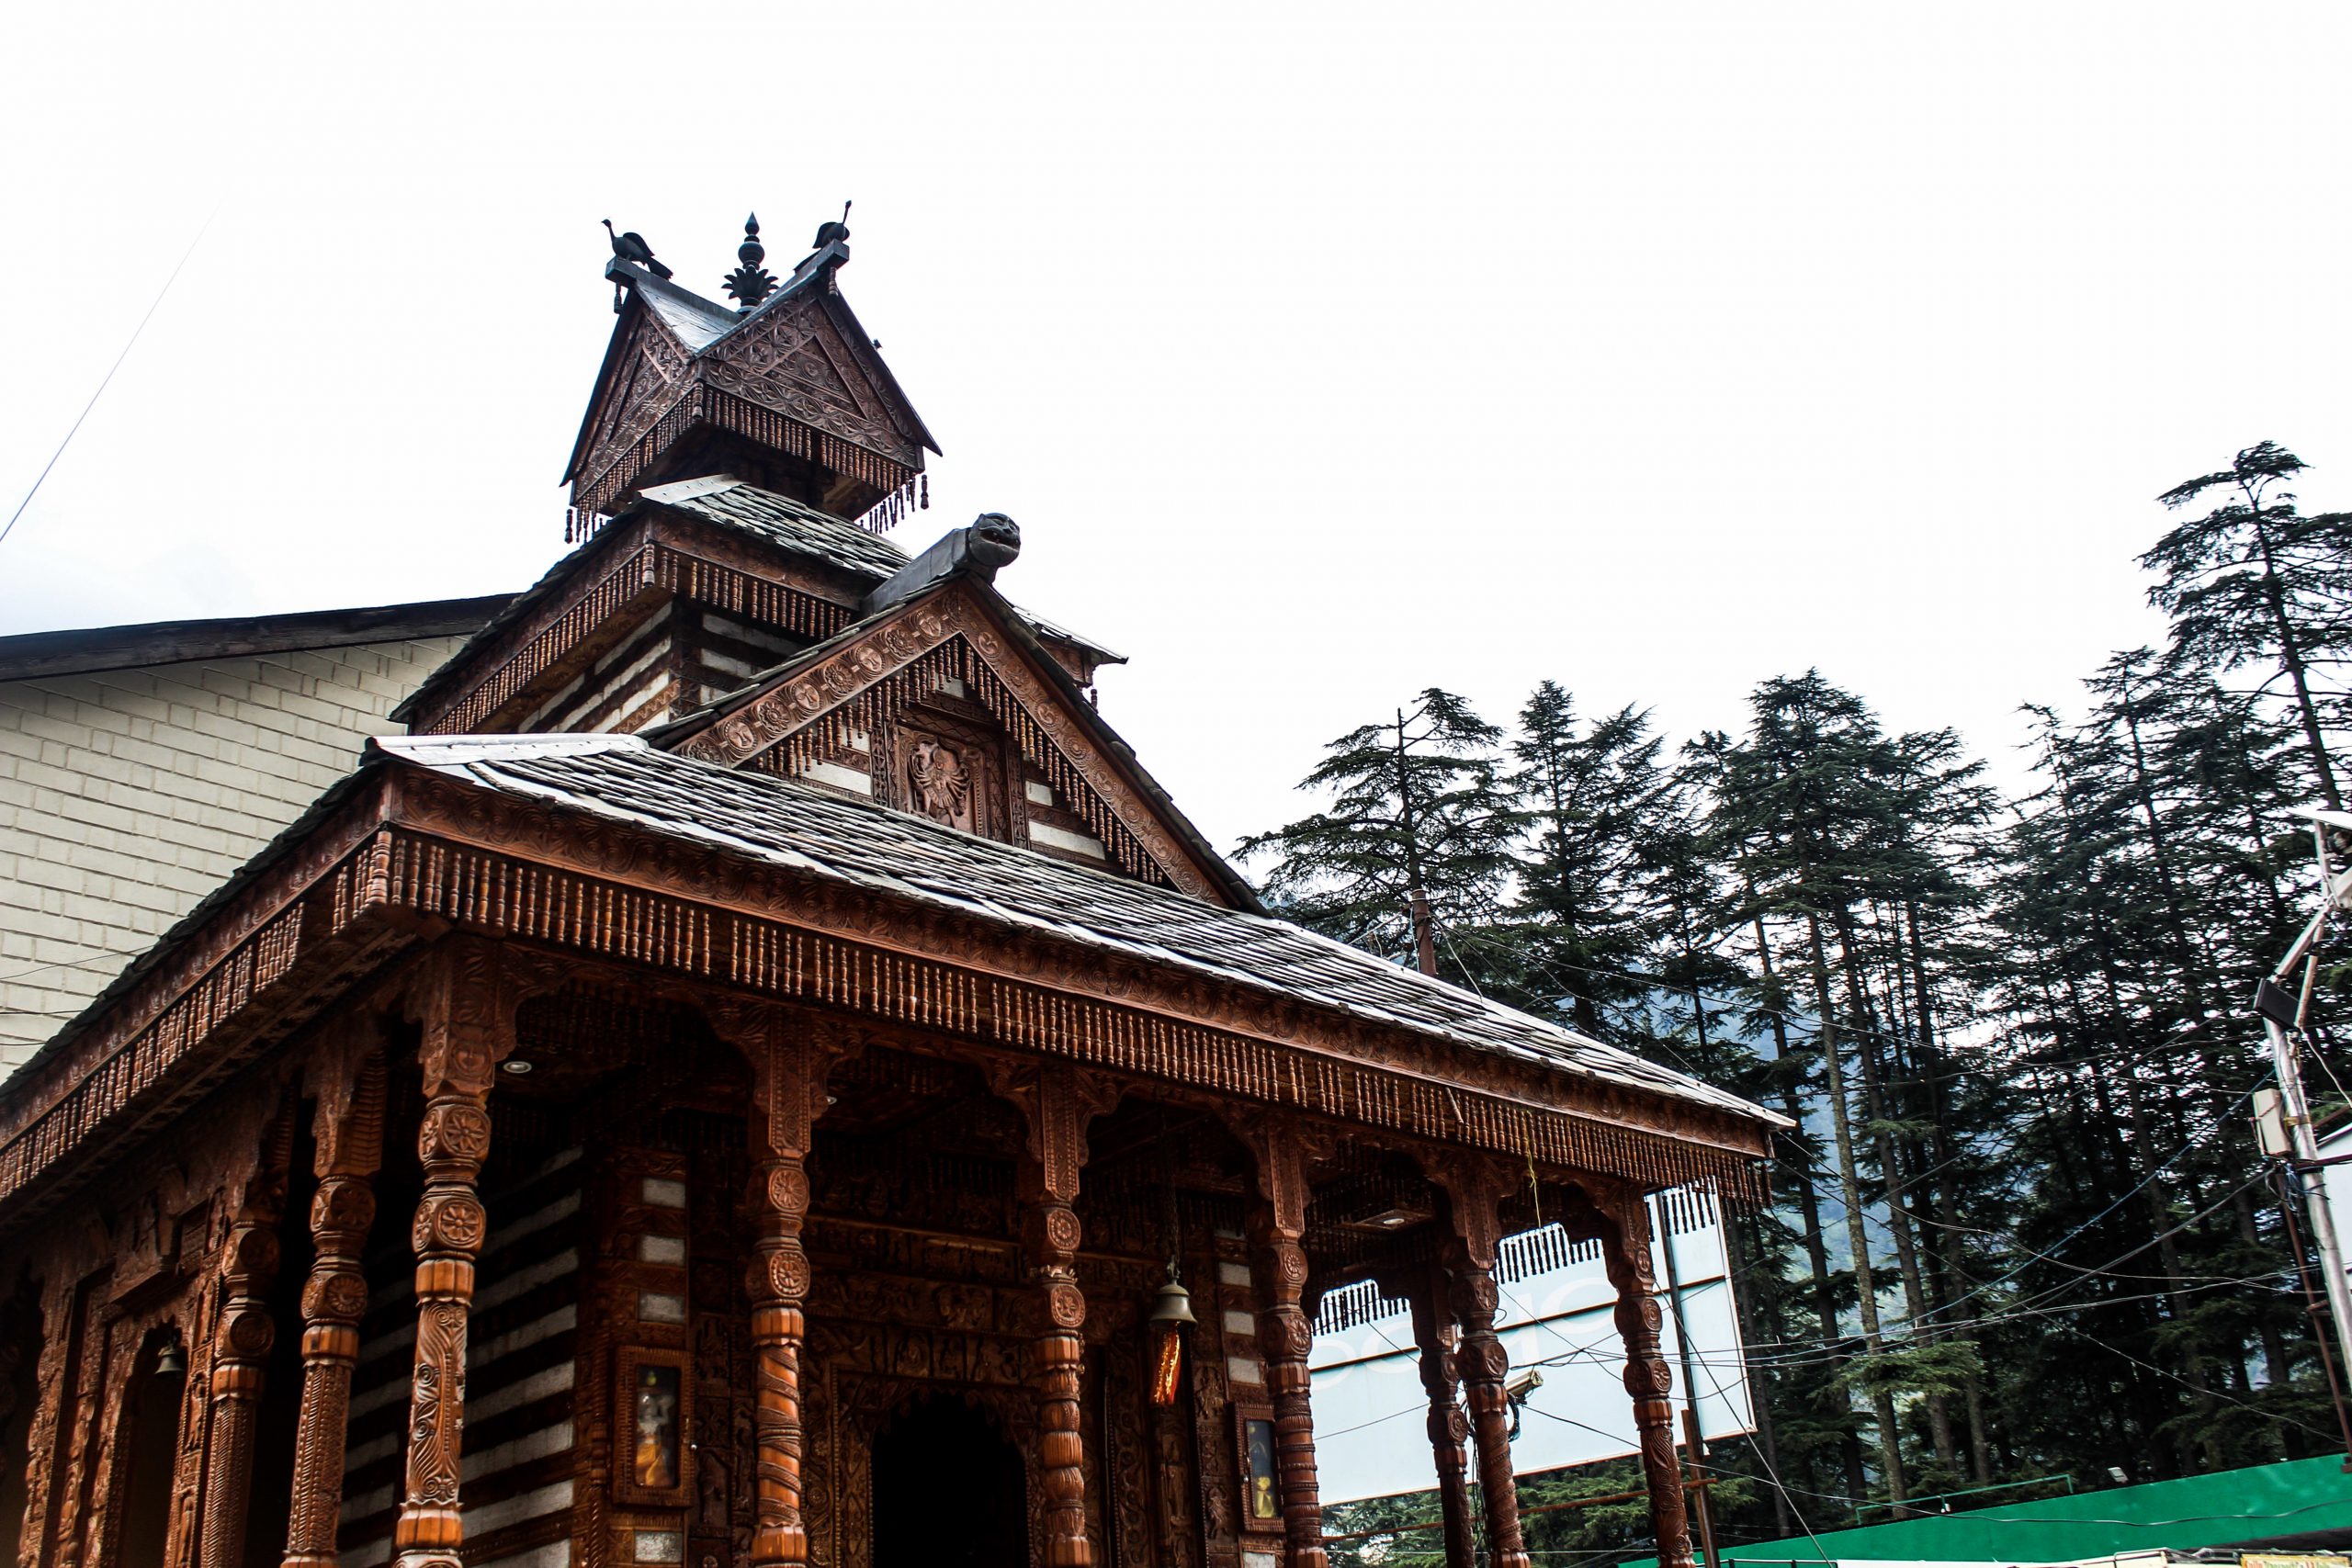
0, 220, 210, 552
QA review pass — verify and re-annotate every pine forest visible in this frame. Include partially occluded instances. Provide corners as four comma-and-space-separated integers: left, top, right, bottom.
1244, 445, 2352, 1562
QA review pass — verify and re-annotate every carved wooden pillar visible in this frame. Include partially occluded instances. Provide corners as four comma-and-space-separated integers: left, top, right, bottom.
198, 1109, 296, 1568
392, 945, 508, 1568
284, 1038, 388, 1568
727, 1007, 845, 1568
1401, 1266, 1475, 1568
1589, 1187, 1695, 1568
1241, 1120, 1328, 1568
18, 1273, 82, 1568
1437, 1167, 1530, 1568
989, 1062, 1117, 1568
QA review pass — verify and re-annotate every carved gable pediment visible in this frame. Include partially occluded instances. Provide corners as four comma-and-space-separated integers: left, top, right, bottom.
658, 584, 1238, 903
693, 288, 933, 480
571, 309, 695, 494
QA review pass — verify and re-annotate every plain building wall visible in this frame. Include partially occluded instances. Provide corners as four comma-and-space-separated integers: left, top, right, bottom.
0, 636, 471, 1074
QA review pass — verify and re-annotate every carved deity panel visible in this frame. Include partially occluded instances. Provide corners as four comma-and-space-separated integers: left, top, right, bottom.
880, 711, 1013, 842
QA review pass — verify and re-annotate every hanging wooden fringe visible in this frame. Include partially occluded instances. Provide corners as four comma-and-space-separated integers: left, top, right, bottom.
854, 473, 924, 534
920, 473, 929, 510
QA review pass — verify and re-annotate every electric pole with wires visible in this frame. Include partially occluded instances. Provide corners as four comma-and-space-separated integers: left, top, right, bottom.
2251, 807, 2352, 1464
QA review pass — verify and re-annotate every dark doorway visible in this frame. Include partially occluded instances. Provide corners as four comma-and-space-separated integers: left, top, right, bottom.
872, 1393, 1027, 1568
115, 1334, 188, 1568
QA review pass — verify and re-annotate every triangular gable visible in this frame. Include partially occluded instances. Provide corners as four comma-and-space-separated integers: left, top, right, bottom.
658, 581, 1246, 905
697, 285, 930, 469
562, 290, 695, 491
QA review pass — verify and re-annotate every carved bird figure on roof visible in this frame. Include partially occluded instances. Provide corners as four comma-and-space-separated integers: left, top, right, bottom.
812, 200, 853, 250
602, 219, 674, 279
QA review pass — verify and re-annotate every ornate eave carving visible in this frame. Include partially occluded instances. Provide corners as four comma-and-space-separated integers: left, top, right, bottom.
406, 512, 867, 737
0, 806, 422, 1235
0, 764, 1768, 1235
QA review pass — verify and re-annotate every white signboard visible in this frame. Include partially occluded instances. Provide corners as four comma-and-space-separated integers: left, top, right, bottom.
1308, 1187, 1754, 1506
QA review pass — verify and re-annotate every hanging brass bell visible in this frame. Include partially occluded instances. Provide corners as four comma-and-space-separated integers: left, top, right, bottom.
1148, 1274, 1197, 1326
154, 1335, 187, 1377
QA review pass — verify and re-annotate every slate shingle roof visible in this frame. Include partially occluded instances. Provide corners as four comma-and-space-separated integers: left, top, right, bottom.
644, 481, 1121, 659
376, 733, 1781, 1129
641, 478, 915, 581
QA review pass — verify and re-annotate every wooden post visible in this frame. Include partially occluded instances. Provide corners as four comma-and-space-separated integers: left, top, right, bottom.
283, 1040, 388, 1568
1437, 1166, 1531, 1568
989, 1061, 1117, 1568
1589, 1187, 1695, 1568
198, 1111, 295, 1568
730, 1007, 841, 1568
1403, 1266, 1476, 1568
1243, 1119, 1329, 1568
19, 1274, 85, 1568
391, 946, 506, 1568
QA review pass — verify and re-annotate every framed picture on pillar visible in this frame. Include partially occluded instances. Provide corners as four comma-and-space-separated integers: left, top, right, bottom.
616, 1346, 695, 1507
1234, 1405, 1281, 1534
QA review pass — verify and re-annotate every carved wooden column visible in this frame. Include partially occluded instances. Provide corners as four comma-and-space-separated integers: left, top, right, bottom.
727, 1006, 846, 1568
18, 1273, 83, 1568
989, 1061, 1117, 1568
1437, 1166, 1530, 1568
198, 1108, 296, 1568
392, 945, 508, 1568
284, 1037, 388, 1568
1401, 1266, 1476, 1568
1241, 1119, 1329, 1568
1589, 1186, 1695, 1568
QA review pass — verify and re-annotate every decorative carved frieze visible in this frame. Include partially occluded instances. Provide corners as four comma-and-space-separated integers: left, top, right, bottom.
0, 771, 1767, 1231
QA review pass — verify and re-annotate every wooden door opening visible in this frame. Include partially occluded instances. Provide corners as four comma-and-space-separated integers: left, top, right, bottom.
872, 1393, 1027, 1568
113, 1333, 188, 1568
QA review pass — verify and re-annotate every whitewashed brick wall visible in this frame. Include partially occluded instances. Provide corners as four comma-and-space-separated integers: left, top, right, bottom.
0, 636, 471, 1075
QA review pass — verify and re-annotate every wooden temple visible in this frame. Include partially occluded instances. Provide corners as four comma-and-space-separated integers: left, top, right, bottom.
0, 213, 1781, 1568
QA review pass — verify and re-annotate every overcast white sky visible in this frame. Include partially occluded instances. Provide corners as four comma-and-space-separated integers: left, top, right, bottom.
3, 3, 2346, 855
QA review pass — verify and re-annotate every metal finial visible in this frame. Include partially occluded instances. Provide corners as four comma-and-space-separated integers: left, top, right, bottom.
723, 210, 778, 310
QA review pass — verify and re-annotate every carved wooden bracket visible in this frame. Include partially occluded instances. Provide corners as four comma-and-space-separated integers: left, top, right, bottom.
983, 1060, 1122, 1207
395, 940, 563, 1100
1430, 1156, 1520, 1272
1230, 1112, 1333, 1243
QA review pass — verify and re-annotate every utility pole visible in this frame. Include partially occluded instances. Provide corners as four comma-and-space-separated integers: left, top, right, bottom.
1653, 1191, 1722, 1568
2253, 808, 2352, 1455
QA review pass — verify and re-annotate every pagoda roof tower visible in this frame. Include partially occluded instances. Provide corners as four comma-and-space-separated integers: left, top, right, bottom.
564, 211, 939, 533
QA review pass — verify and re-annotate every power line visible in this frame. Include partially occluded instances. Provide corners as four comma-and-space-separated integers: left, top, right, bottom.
0, 219, 210, 552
